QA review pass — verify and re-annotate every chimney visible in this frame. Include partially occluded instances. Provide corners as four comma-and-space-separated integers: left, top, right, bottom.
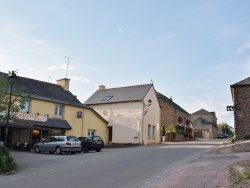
57, 78, 70, 91
99, 85, 106, 90
170, 96, 173, 101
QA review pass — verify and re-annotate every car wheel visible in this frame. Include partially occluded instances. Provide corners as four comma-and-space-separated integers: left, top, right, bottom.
96, 148, 101, 152
70, 151, 76, 154
77, 151, 81, 153
34, 146, 41, 153
55, 147, 62, 155
83, 147, 89, 153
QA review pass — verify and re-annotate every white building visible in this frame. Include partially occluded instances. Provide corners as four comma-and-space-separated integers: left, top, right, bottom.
84, 84, 160, 145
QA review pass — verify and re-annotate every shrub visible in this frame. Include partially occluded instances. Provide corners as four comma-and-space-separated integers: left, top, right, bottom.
244, 135, 250, 140
0, 146, 16, 173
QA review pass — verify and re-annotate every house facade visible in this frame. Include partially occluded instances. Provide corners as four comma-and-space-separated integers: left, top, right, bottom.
191, 109, 218, 139
156, 92, 192, 141
230, 77, 250, 140
0, 72, 108, 149
84, 84, 161, 145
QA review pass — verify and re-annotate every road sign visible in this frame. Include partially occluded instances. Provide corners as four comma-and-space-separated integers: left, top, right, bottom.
227, 106, 234, 111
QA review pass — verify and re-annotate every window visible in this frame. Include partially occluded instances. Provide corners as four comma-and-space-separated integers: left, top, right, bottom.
54, 104, 64, 116
152, 126, 155, 138
148, 124, 151, 137
19, 100, 31, 113
102, 96, 113, 101
88, 129, 96, 136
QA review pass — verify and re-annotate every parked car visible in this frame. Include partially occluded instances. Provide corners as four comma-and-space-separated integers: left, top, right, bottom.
78, 136, 104, 153
33, 135, 82, 154
222, 133, 229, 139
217, 134, 224, 139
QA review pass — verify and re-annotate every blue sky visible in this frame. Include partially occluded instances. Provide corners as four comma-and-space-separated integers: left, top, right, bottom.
1, 0, 250, 127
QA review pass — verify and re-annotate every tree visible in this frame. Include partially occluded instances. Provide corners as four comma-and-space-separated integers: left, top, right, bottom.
0, 71, 30, 122
218, 122, 234, 137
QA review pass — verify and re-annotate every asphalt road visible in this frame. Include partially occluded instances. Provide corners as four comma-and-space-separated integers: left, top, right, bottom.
0, 140, 224, 188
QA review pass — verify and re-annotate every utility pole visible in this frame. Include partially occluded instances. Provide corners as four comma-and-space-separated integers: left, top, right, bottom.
64, 56, 74, 78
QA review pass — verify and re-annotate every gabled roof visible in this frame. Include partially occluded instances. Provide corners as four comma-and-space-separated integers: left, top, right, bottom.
156, 92, 189, 114
191, 109, 214, 116
193, 125, 212, 130
84, 84, 153, 105
192, 118, 212, 125
0, 72, 83, 107
231, 77, 250, 88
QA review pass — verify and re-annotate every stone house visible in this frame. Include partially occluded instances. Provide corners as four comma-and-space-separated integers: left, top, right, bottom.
84, 84, 161, 145
0, 72, 108, 149
230, 77, 250, 140
191, 109, 218, 139
156, 92, 192, 141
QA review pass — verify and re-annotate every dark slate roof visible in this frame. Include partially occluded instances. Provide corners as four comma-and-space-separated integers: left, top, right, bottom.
84, 84, 153, 105
191, 109, 214, 116
2, 118, 72, 129
192, 118, 212, 126
231, 77, 250, 88
156, 92, 189, 114
0, 71, 83, 107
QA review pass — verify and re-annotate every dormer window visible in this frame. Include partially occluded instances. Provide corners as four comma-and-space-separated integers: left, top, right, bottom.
102, 96, 113, 101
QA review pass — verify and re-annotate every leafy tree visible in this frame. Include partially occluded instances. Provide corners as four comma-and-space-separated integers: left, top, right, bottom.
0, 71, 30, 122
218, 122, 234, 137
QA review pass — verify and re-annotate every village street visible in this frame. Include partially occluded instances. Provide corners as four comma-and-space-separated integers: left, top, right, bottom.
0, 140, 224, 188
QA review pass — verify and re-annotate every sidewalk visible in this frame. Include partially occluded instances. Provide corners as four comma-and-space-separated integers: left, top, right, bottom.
150, 144, 250, 188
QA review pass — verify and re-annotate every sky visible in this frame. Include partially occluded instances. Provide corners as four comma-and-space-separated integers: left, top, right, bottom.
1, 0, 250, 127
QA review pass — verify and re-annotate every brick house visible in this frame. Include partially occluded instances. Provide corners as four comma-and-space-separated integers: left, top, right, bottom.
156, 92, 192, 141
230, 77, 250, 140
191, 109, 218, 139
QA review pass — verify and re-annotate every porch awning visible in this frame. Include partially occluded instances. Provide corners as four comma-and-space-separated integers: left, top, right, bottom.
1, 118, 72, 130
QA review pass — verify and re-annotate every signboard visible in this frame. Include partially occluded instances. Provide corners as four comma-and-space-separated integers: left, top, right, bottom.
77, 111, 83, 118
16, 113, 47, 122
227, 106, 234, 111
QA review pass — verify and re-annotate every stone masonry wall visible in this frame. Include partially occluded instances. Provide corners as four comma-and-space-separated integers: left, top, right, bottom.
234, 86, 250, 140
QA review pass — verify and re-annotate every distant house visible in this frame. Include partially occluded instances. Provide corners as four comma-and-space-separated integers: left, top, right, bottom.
156, 92, 192, 141
0, 72, 108, 149
230, 77, 250, 140
191, 109, 218, 139
84, 84, 161, 145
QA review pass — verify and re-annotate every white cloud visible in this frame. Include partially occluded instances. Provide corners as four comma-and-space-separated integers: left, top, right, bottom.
47, 66, 57, 71
118, 28, 123, 33
72, 76, 90, 83
32, 39, 46, 45
237, 41, 250, 54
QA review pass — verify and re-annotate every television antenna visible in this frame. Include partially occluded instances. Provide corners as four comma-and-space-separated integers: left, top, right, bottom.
64, 56, 74, 78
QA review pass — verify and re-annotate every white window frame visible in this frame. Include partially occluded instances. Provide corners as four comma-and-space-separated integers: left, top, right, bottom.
54, 104, 64, 116
152, 125, 155, 138
88, 129, 96, 136
148, 124, 151, 138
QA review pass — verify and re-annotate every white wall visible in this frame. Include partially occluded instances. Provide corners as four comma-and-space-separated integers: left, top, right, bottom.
89, 87, 161, 144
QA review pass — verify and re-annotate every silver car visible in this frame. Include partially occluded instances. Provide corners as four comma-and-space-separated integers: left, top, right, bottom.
33, 135, 82, 154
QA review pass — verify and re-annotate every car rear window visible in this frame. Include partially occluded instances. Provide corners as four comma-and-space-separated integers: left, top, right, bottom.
67, 136, 79, 141
93, 137, 102, 141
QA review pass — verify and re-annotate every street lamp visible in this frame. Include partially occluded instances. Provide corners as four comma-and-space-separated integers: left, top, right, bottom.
4, 71, 17, 148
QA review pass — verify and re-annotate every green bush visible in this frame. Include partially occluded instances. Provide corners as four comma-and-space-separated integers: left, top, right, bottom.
244, 135, 250, 140
166, 124, 185, 135
0, 145, 16, 173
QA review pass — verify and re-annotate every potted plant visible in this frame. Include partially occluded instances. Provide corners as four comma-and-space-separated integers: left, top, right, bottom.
161, 125, 167, 142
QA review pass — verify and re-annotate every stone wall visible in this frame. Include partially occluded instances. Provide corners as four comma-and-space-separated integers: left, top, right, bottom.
158, 98, 189, 127
233, 86, 250, 140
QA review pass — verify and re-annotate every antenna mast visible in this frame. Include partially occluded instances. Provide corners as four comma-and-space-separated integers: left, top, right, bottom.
64, 56, 74, 78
